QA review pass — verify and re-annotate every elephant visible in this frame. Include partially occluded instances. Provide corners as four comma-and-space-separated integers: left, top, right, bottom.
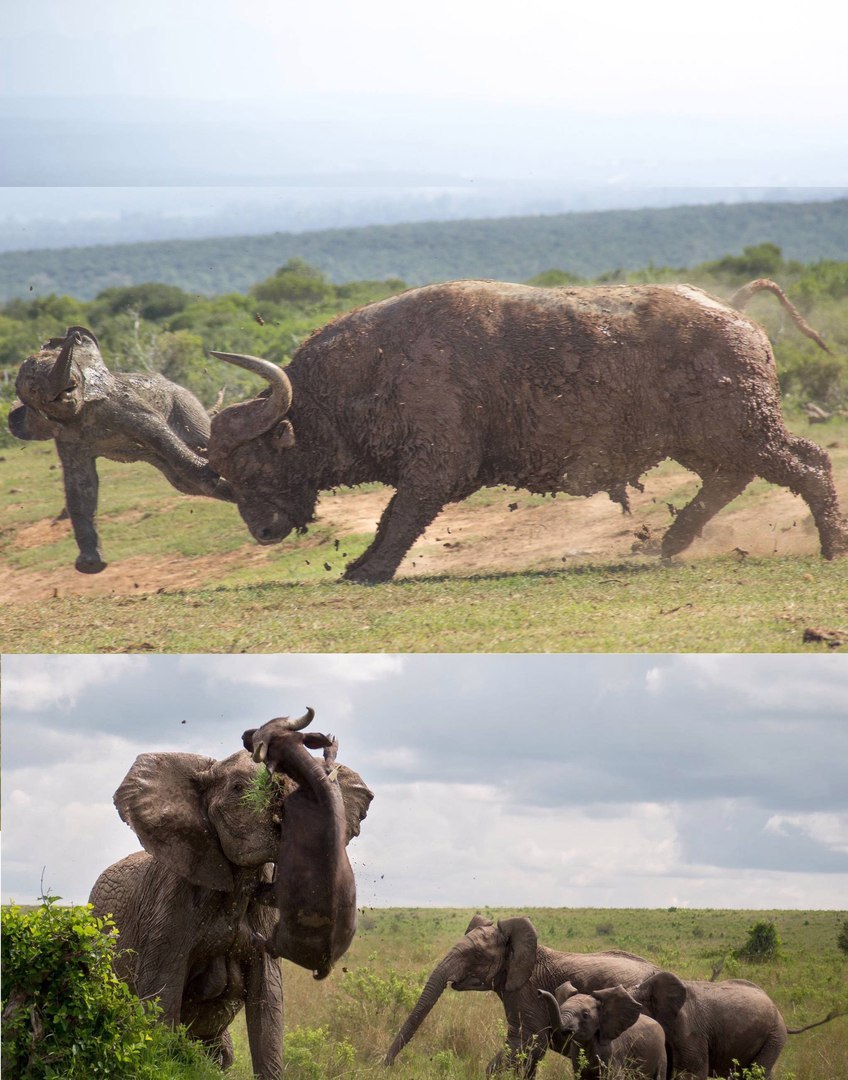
538, 982, 668, 1079
384, 914, 686, 1077
633, 972, 844, 1079
9, 325, 233, 573
241, 708, 358, 979
89, 748, 373, 1080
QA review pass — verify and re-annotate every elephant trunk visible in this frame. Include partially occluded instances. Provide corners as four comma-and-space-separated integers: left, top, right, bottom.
537, 989, 564, 1034
384, 951, 464, 1065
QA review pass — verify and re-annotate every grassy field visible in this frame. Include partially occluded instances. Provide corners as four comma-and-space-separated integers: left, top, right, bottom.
205, 906, 847, 1078
1, 422, 847, 653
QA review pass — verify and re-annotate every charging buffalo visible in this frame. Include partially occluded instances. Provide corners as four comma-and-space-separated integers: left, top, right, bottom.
206, 278, 847, 583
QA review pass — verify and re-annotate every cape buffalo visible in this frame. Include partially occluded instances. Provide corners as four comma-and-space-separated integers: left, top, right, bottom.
207, 278, 847, 583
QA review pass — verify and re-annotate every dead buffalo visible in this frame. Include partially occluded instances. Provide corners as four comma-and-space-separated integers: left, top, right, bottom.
207, 278, 847, 583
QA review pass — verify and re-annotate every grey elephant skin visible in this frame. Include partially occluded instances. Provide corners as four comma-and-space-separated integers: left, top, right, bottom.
206, 277, 846, 583
384, 914, 685, 1077
89, 749, 373, 1080
9, 325, 233, 573
634, 972, 844, 1079
241, 708, 358, 979
538, 982, 668, 1079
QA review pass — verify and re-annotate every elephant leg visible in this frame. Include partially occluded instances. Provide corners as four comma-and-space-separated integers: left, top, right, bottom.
56, 445, 106, 573
202, 1028, 234, 1070
755, 433, 848, 558
245, 951, 283, 1080
661, 467, 752, 559
342, 487, 448, 583
487, 1034, 547, 1078
750, 1030, 787, 1078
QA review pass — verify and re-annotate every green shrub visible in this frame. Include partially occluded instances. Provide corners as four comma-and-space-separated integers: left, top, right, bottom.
1, 895, 217, 1079
282, 1025, 356, 1079
733, 920, 782, 963
837, 919, 848, 956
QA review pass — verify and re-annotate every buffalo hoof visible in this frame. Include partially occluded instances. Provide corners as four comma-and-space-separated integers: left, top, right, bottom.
75, 553, 107, 574
342, 565, 393, 585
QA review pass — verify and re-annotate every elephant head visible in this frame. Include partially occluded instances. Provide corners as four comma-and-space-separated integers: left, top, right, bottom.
114, 748, 372, 891
384, 914, 537, 1064
10, 326, 115, 438
631, 970, 688, 1041
538, 981, 643, 1052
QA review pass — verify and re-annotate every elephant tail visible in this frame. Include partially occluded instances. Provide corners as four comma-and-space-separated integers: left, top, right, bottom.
787, 1008, 845, 1034
728, 278, 830, 353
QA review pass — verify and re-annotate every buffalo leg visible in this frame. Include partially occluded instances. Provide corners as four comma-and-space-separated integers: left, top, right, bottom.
343, 488, 446, 583
56, 445, 106, 573
661, 469, 752, 559
756, 434, 848, 559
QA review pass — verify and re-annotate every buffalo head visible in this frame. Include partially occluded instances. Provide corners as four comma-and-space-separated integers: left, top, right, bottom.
207, 351, 319, 544
11, 327, 115, 438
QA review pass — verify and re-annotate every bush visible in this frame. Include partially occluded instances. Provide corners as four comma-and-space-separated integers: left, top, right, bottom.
733, 920, 782, 963
282, 1025, 356, 1079
1, 895, 217, 1079
837, 920, 848, 956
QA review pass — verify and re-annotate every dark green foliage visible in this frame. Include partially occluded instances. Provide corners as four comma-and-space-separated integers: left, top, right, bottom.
2, 198, 847, 301
0, 895, 217, 1079
837, 920, 848, 956
734, 920, 783, 963
703, 242, 789, 281
251, 257, 335, 306
89, 282, 190, 321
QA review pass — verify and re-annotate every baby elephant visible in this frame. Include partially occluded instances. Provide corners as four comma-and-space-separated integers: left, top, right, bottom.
242, 707, 357, 979
538, 982, 668, 1080
9, 325, 232, 573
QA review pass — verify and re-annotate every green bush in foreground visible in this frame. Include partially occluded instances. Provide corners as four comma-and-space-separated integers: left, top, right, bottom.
1, 895, 219, 1080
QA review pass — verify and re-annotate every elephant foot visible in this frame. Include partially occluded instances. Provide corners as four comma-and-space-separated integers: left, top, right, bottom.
75, 552, 107, 574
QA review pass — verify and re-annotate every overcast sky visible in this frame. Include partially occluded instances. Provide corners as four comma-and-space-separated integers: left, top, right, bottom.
3, 653, 847, 910
2, 0, 846, 186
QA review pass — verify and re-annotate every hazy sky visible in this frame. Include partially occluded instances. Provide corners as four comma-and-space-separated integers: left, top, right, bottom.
3, 653, 847, 910
2, 1, 846, 186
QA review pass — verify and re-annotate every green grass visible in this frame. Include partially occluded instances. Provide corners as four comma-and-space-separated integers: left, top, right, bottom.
209, 907, 848, 1079
1, 427, 846, 653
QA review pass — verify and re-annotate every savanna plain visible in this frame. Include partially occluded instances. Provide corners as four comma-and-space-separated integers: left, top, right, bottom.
9, 904, 846, 1079
1, 421, 846, 653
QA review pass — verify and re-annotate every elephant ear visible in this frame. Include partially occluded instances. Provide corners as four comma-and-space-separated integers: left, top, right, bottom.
631, 971, 687, 1041
497, 916, 538, 992
465, 913, 494, 934
8, 404, 58, 441
336, 765, 374, 843
554, 980, 579, 1006
114, 752, 234, 891
594, 985, 642, 1042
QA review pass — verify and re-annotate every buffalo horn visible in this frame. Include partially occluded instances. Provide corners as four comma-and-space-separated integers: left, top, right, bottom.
270, 706, 315, 732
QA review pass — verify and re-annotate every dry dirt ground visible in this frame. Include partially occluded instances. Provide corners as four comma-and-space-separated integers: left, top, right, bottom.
1, 462, 841, 604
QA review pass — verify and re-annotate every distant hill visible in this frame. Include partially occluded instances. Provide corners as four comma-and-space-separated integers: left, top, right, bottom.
2, 198, 847, 302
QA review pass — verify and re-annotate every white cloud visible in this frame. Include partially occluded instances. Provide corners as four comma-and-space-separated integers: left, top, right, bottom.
2, 655, 146, 711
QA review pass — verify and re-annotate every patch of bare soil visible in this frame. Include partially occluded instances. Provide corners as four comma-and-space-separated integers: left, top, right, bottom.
1, 463, 844, 602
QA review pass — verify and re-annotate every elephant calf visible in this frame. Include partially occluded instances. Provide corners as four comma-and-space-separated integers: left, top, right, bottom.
538, 982, 668, 1079
242, 707, 358, 979
9, 325, 233, 573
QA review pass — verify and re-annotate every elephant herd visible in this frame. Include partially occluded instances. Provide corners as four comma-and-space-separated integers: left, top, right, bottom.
89, 714, 841, 1080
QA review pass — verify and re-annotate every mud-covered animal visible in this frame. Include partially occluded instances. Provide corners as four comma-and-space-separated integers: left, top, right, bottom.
89, 748, 372, 1079
384, 914, 686, 1077
206, 278, 846, 583
9, 326, 233, 573
538, 982, 668, 1079
634, 972, 844, 1079
241, 707, 358, 979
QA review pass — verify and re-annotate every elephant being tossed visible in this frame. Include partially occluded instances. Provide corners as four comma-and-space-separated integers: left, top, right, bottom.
89, 747, 373, 1080
9, 325, 233, 573
384, 914, 686, 1077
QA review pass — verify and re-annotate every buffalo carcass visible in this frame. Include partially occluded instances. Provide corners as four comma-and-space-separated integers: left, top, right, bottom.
207, 278, 847, 583
10, 326, 233, 573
